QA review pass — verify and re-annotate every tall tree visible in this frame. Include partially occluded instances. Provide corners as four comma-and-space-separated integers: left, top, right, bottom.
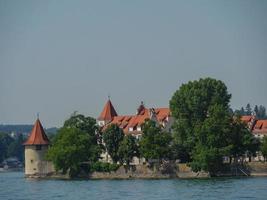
139, 120, 172, 162
254, 105, 259, 117
170, 78, 231, 163
46, 127, 100, 177
245, 103, 252, 115
190, 104, 233, 174
118, 135, 139, 166
103, 124, 124, 163
258, 105, 267, 119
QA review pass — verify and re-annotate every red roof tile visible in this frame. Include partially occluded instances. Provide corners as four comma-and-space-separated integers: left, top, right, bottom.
23, 119, 50, 145
241, 115, 252, 123
98, 100, 118, 121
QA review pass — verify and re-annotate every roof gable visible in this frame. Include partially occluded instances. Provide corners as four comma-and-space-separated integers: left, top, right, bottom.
23, 119, 50, 145
98, 100, 118, 121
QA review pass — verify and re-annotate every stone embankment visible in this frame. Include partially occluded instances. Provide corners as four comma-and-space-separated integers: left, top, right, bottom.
29, 162, 267, 179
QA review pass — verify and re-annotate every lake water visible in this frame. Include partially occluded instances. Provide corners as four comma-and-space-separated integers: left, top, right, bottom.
1, 172, 267, 200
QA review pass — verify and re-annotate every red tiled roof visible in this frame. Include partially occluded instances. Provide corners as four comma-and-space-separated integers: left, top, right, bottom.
253, 120, 267, 134
98, 100, 118, 121
23, 119, 50, 145
103, 107, 170, 135
241, 115, 252, 123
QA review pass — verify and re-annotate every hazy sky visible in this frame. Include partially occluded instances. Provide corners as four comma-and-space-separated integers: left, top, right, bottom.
1, 0, 267, 128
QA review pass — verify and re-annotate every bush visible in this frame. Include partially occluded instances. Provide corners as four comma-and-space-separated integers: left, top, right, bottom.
90, 161, 120, 172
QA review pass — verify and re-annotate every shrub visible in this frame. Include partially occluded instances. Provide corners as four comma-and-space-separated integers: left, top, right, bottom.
90, 161, 120, 172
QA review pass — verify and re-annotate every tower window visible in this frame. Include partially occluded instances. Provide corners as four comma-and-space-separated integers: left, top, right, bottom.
36, 145, 42, 150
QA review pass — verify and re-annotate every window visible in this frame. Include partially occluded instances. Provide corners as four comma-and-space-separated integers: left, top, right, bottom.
36, 145, 42, 150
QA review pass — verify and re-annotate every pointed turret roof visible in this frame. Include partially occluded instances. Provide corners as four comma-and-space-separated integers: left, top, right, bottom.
98, 99, 118, 121
23, 119, 50, 145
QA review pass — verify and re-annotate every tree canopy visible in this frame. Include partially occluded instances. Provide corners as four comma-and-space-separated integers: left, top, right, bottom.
139, 120, 172, 161
0, 133, 25, 163
118, 135, 139, 166
46, 114, 101, 177
103, 124, 124, 163
170, 78, 231, 163
170, 77, 259, 173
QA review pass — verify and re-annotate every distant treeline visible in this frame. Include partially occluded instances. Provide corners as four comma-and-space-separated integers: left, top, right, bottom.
0, 125, 58, 134
0, 133, 25, 163
234, 104, 267, 119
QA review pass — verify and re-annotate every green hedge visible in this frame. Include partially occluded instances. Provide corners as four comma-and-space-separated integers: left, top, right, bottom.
90, 161, 120, 172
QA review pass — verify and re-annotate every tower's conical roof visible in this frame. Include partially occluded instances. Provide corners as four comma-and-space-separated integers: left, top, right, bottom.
98, 99, 118, 121
23, 119, 50, 145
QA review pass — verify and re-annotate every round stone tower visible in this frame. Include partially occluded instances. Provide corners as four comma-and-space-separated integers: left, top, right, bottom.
23, 118, 52, 177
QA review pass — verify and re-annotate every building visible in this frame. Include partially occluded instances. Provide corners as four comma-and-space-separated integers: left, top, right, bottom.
241, 115, 267, 161
241, 115, 267, 139
98, 99, 173, 138
23, 118, 54, 177
97, 99, 173, 163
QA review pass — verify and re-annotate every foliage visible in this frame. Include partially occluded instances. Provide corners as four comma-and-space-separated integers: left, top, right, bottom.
256, 105, 267, 119
90, 161, 120, 172
103, 124, 124, 163
245, 103, 252, 115
235, 104, 267, 119
118, 135, 139, 165
139, 120, 172, 161
170, 78, 231, 164
7, 134, 25, 162
0, 133, 13, 162
64, 113, 98, 137
169, 78, 259, 173
0, 133, 25, 163
261, 137, 267, 161
191, 104, 233, 173
228, 116, 259, 160
46, 127, 100, 177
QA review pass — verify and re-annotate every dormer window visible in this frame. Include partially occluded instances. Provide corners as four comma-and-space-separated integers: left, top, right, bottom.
129, 127, 133, 132
137, 126, 142, 131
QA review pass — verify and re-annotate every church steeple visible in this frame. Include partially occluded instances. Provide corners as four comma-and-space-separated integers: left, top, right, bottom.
98, 98, 118, 122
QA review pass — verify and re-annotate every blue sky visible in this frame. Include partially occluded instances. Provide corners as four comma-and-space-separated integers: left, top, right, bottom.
1, 0, 267, 127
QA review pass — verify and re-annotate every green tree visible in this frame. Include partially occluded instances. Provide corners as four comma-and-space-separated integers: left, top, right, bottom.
7, 134, 25, 162
170, 78, 231, 163
254, 105, 259, 117
0, 133, 14, 162
258, 105, 267, 119
191, 104, 233, 174
261, 137, 267, 161
245, 103, 252, 115
103, 124, 124, 163
46, 127, 100, 177
64, 113, 98, 137
118, 135, 139, 166
139, 120, 172, 162
63, 113, 103, 150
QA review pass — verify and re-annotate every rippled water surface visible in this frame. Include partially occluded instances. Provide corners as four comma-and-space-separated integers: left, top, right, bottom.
1, 172, 267, 200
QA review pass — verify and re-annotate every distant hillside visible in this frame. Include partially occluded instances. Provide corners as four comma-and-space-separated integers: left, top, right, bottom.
0, 124, 58, 134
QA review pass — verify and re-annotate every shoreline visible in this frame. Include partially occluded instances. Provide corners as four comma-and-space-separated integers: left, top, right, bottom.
24, 162, 267, 180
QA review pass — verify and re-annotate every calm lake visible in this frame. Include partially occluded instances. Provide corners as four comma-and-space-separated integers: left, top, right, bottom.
1, 172, 267, 200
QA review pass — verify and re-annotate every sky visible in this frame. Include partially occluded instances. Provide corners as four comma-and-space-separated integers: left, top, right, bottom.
0, 0, 267, 128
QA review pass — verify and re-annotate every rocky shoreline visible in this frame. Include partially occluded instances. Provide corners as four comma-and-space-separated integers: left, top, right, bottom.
24, 162, 267, 180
